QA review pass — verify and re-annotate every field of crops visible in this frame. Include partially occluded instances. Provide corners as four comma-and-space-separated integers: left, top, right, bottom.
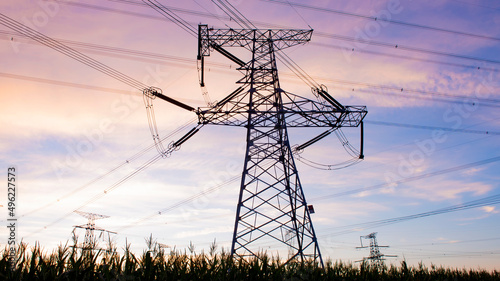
1, 240, 499, 280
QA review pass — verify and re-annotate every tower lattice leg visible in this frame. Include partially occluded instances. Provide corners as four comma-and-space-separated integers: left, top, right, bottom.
231, 123, 322, 265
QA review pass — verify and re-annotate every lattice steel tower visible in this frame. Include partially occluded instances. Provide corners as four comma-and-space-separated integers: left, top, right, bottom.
73, 211, 114, 250
196, 25, 367, 265
357, 232, 396, 267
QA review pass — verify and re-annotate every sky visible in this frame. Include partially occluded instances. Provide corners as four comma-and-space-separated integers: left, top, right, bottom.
1, 0, 500, 271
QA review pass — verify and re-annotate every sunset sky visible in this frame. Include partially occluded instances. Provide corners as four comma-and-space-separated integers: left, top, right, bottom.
1, 0, 500, 270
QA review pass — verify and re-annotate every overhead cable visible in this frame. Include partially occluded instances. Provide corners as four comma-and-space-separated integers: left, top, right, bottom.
365, 120, 500, 136
57, 0, 500, 69
263, 0, 500, 42
312, 156, 500, 201
0, 13, 148, 91
320, 193, 500, 237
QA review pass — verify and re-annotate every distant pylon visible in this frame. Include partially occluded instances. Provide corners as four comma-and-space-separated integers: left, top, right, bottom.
356, 232, 396, 267
73, 211, 115, 250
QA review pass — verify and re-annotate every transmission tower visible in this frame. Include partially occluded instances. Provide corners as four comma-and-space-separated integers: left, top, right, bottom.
73, 211, 116, 250
194, 25, 367, 265
356, 232, 396, 267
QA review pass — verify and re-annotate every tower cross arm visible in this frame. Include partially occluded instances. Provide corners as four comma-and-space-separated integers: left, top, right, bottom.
74, 224, 109, 232
199, 25, 313, 57
282, 104, 367, 128
74, 210, 110, 220
279, 90, 367, 127
196, 92, 366, 128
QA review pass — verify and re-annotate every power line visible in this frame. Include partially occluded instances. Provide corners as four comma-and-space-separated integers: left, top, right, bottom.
140, 0, 197, 37
0, 30, 229, 71
314, 31, 500, 65
312, 156, 500, 201
62, 0, 225, 22
0, 13, 148, 91
297, 132, 492, 173
8, 62, 494, 231
210, 0, 252, 29
3, 1, 496, 190
4, 29, 499, 109
19, 118, 197, 218
324, 82, 500, 108
0, 71, 205, 106
6, 0, 496, 254
23, 153, 163, 239
262, 0, 500, 42
208, 0, 321, 89
451, 0, 500, 11
393, 237, 500, 248
0, 71, 132, 96
311, 42, 500, 73
365, 120, 500, 136
320, 192, 500, 238
328, 84, 500, 109
4, 38, 498, 138
2, 44, 497, 110
22, 120, 201, 240
284, 0, 312, 29
55, 0, 500, 70
116, 174, 241, 232
0, 10, 202, 231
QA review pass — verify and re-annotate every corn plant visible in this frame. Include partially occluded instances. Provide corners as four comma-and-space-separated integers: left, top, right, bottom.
1, 239, 499, 280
